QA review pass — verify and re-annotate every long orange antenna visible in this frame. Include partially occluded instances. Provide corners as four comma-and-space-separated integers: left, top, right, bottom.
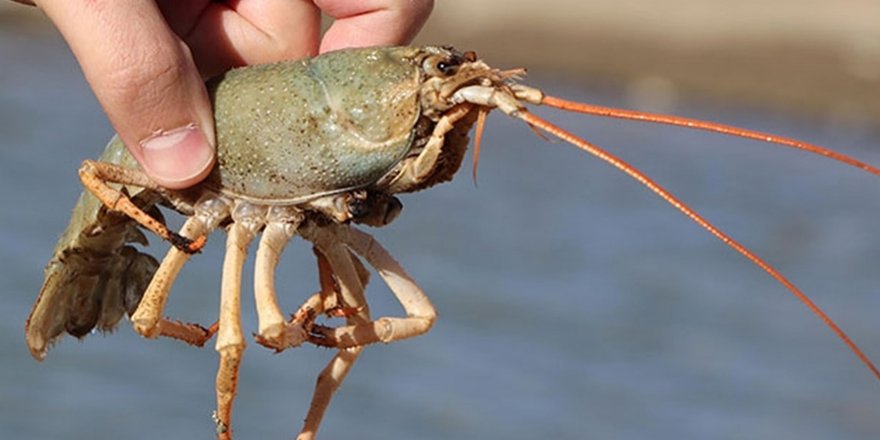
541, 96, 880, 177
514, 109, 880, 382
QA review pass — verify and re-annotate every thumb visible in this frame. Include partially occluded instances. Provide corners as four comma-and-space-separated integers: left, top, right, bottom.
39, 0, 215, 189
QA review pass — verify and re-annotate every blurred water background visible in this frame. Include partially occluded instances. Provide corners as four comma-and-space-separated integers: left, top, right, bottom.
2, 2, 880, 439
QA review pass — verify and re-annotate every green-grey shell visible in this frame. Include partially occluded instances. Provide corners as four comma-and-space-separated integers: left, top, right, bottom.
206, 46, 424, 204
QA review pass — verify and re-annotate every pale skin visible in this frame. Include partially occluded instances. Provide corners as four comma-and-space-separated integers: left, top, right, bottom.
18, 0, 434, 188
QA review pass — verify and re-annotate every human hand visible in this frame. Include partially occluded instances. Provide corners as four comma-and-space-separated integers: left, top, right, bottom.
28, 0, 434, 188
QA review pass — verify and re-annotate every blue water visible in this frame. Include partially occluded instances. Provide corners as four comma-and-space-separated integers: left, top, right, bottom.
2, 27, 880, 440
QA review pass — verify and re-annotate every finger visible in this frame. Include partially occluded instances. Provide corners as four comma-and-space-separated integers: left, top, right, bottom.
37, 0, 215, 189
316, 0, 434, 53
171, 0, 322, 77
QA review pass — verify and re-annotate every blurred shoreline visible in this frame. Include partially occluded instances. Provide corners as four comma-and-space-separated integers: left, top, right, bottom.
3, 1, 878, 126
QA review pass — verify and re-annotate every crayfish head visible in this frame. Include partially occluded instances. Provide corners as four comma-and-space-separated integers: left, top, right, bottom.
373, 46, 535, 195
417, 46, 525, 119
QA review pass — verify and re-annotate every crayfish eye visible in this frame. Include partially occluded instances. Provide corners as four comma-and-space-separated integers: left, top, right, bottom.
436, 60, 458, 75
423, 55, 461, 77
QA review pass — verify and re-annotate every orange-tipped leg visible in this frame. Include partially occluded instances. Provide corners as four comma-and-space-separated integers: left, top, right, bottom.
156, 318, 218, 347
79, 160, 207, 254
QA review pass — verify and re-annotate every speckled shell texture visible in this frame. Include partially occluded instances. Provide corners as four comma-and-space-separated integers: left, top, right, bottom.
207, 46, 423, 204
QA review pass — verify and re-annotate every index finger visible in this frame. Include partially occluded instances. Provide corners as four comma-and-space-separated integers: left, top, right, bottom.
316, 0, 434, 53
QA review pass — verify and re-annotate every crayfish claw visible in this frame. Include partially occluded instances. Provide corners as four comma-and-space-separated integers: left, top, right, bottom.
306, 324, 338, 348
254, 306, 319, 352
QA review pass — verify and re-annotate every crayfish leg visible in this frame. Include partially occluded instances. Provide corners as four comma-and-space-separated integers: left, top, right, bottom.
130, 216, 209, 337
302, 223, 436, 349
154, 318, 217, 347
79, 160, 207, 253
213, 222, 257, 439
295, 239, 372, 440
253, 219, 310, 351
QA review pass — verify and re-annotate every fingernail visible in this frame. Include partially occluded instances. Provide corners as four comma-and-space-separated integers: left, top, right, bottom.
140, 124, 214, 188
